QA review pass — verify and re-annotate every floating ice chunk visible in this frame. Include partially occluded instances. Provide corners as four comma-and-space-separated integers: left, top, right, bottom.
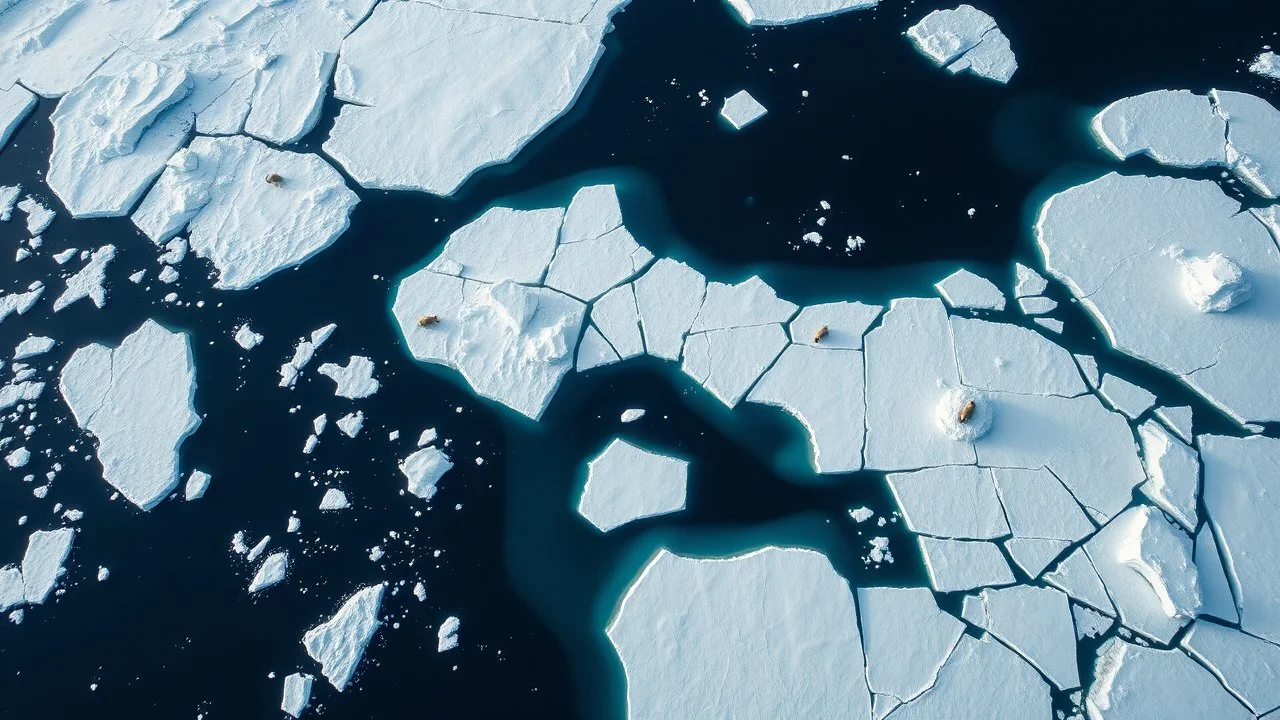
690, 276, 797, 333
1087, 639, 1252, 720
546, 199, 653, 301
1044, 547, 1115, 615
619, 408, 645, 423
1099, 374, 1157, 419
278, 324, 336, 388
1181, 620, 1280, 715
302, 584, 385, 691
13, 336, 55, 360
887, 466, 1008, 540
158, 237, 186, 265
53, 245, 115, 312
1016, 295, 1057, 315
428, 207, 563, 285
324, 1, 628, 195
681, 324, 788, 407
974, 585, 1080, 690
21, 528, 75, 605
319, 489, 349, 511
789, 301, 882, 350
287, 517, 302, 534
906, 5, 1018, 84
1084, 505, 1198, 644
1004, 538, 1071, 578
0, 85, 35, 151
53, 248, 76, 264
1251, 51, 1280, 80
47, 55, 193, 218
0, 284, 44, 325
935, 268, 1006, 311
889, 634, 1050, 720
1137, 421, 1199, 531
399, 446, 453, 501
1213, 89, 1280, 199
1194, 524, 1238, 624
849, 506, 873, 523
1073, 603, 1114, 639
336, 411, 363, 438
607, 547, 872, 718
246, 536, 271, 564
0, 185, 19, 220
1091, 90, 1228, 168
864, 298, 972, 470
59, 320, 200, 511
234, 324, 263, 350
0, 567, 23, 613
437, 616, 460, 652
578, 439, 687, 532
157, 265, 179, 284
1154, 405, 1193, 444
934, 386, 991, 442
413, 583, 426, 602
281, 673, 313, 719
951, 316, 1086, 397
249, 551, 288, 593
1032, 317, 1063, 334
1200, 434, 1280, 644
1014, 263, 1049, 297
317, 356, 379, 399
393, 271, 585, 419
1036, 172, 1280, 423
184, 470, 210, 501
720, 90, 767, 130
723, 0, 877, 26
133, 136, 359, 289
0, 380, 43, 411
591, 284, 645, 361
917, 537, 1014, 593
633, 259, 707, 361
991, 467, 1095, 545
17, 196, 54, 235
1179, 252, 1252, 312
857, 587, 964, 706
417, 428, 437, 447
747, 344, 866, 473
4, 447, 29, 468
559, 185, 622, 247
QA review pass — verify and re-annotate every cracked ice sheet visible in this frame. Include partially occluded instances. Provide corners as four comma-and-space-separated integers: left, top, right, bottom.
0, 84, 35, 151
971, 585, 1079, 691
1098, 374, 1156, 419
935, 268, 1005, 311
59, 320, 200, 510
1092, 89, 1228, 168
324, 0, 628, 195
1213, 89, 1280, 200
1087, 639, 1252, 720
681, 324, 788, 408
950, 316, 1087, 397
1181, 620, 1280, 715
906, 5, 1017, 84
1195, 523, 1238, 624
917, 537, 1013, 593
427, 206, 563, 285
1200, 434, 1280, 644
789, 301, 881, 349
888, 633, 1050, 720
591, 283, 644, 361
857, 587, 964, 711
1137, 420, 1199, 531
747, 344, 865, 473
990, 467, 1095, 546
633, 258, 706, 361
393, 272, 584, 420
723, 0, 878, 26
133, 135, 359, 289
1037, 173, 1280, 423
886, 465, 1008, 540
606, 547, 872, 719
544, 223, 652, 302
578, 439, 687, 532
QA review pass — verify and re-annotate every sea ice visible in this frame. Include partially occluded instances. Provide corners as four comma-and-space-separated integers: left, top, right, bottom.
59, 320, 200, 511
1087, 639, 1252, 720
5, 447, 29, 468
249, 551, 288, 593
17, 196, 54, 235
437, 616, 460, 652
950, 316, 1086, 397
886, 466, 1008, 540
317, 356, 379, 399
53, 245, 115, 312
619, 408, 645, 423
13, 336, 54, 360
723, 0, 878, 26
591, 284, 645, 361
906, 5, 1018, 84
856, 587, 964, 708
428, 206, 562, 285
1074, 603, 1114, 640
972, 585, 1080, 690
681, 324, 788, 407
399, 446, 453, 501
1180, 252, 1252, 313
234, 324, 263, 350
1043, 547, 1115, 616
935, 268, 1006, 311
888, 634, 1050, 720
632, 259, 707, 361
279, 324, 336, 388
1092, 90, 1228, 168
545, 189, 652, 300
324, 0, 629, 195
0, 185, 19, 220
336, 412, 363, 438
1213, 89, 1280, 199
990, 467, 1095, 546
578, 439, 687, 532
0, 85, 34, 151
917, 537, 1014, 593
184, 470, 211, 501
1016, 295, 1057, 315
1200, 434, 1280, 644
281, 673, 313, 719
319, 489, 349, 511
21, 528, 75, 605
302, 584, 385, 691
1181, 620, 1280, 715
1136, 421, 1199, 531
576, 324, 621, 371
1194, 524, 1238, 624
788, 301, 882, 349
1014, 263, 1049, 297
607, 547, 872, 718
720, 90, 768, 130
1251, 51, 1280, 80
133, 136, 359, 289
0, 567, 23, 613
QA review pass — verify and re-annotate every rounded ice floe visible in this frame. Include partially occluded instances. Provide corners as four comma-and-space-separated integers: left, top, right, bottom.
723, 0, 878, 26
59, 320, 200, 511
935, 386, 991, 442
322, 0, 628, 195
578, 439, 687, 532
607, 547, 872, 718
1179, 252, 1252, 313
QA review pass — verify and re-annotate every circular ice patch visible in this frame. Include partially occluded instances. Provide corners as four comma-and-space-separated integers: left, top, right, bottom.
936, 386, 992, 442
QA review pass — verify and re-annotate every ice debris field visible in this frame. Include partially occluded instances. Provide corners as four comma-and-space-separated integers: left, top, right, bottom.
0, 0, 1279, 717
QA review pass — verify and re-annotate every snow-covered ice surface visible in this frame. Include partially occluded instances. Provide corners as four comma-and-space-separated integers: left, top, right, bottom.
935, 268, 1005, 311
281, 673, 314, 719
578, 439, 687, 532
0, 85, 35, 151
302, 584, 385, 691
607, 547, 871, 718
907, 5, 1017, 84
399, 446, 453, 501
722, 0, 878, 26
59, 320, 200, 511
317, 356, 379, 399
1087, 638, 1252, 720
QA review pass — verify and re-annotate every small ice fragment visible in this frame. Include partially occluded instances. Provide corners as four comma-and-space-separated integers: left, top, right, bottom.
801, 231, 822, 244
246, 536, 271, 564
234, 324, 263, 350
1099, 375, 1157, 419
848, 507, 873, 523
620, 408, 645, 423
17, 197, 55, 235
437, 616, 460, 652
935, 268, 1006, 311
578, 439, 688, 532
400, 446, 453, 501
5, 447, 30, 467
417, 428, 437, 447
1251, 51, 1280, 80
249, 551, 288, 593
302, 584, 385, 691
287, 517, 302, 534
22, 528, 76, 604
281, 673, 314, 718
54, 245, 116, 312
13, 336, 55, 360
184, 470, 211, 501
413, 582, 426, 602
336, 412, 364, 438
97, 566, 110, 582
720, 90, 768, 130
157, 265, 179, 284
319, 489, 349, 511
1014, 263, 1049, 297
52, 249, 77, 265
317, 356, 380, 399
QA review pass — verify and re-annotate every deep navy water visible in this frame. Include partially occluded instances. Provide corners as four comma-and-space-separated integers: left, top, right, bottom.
0, 0, 1278, 718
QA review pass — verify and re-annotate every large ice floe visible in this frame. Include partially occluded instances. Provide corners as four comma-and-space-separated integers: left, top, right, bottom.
906, 5, 1018, 84
59, 320, 200, 511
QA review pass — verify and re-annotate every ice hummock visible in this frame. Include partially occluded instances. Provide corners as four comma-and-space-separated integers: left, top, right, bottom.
59, 320, 201, 511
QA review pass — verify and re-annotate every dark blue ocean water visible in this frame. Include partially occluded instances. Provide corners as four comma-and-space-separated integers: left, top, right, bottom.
0, 0, 1277, 717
